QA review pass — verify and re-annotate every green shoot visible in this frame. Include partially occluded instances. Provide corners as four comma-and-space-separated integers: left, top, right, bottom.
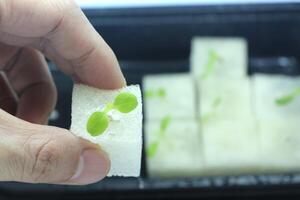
201, 96, 222, 123
200, 49, 220, 80
212, 96, 222, 108
145, 90, 154, 98
160, 116, 171, 133
144, 88, 166, 99
146, 141, 159, 158
103, 103, 114, 113
157, 88, 166, 98
113, 92, 138, 113
146, 116, 172, 158
87, 112, 109, 136
86, 92, 138, 136
275, 87, 300, 106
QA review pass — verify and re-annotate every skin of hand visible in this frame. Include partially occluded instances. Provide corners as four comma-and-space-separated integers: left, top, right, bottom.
0, 0, 126, 185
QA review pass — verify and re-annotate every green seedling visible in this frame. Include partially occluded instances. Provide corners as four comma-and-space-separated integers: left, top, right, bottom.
145, 88, 166, 99
200, 49, 221, 80
147, 141, 159, 158
275, 87, 300, 106
86, 92, 138, 136
146, 116, 171, 158
87, 112, 109, 136
201, 96, 222, 123
160, 116, 171, 133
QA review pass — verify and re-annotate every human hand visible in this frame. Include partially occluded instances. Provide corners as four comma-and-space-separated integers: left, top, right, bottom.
0, 0, 125, 185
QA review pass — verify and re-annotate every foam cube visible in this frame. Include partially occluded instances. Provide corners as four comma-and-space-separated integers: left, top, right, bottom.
145, 120, 204, 177
202, 120, 260, 175
253, 75, 300, 120
190, 37, 248, 80
259, 119, 300, 172
70, 84, 143, 177
143, 73, 197, 120
199, 78, 254, 121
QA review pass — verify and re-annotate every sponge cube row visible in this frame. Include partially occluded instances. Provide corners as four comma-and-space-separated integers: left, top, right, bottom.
143, 73, 202, 177
192, 37, 260, 175
144, 37, 300, 178
143, 37, 251, 177
192, 38, 300, 175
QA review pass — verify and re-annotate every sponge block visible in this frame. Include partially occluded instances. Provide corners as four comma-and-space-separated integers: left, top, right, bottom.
259, 119, 300, 172
253, 75, 300, 120
202, 120, 260, 175
199, 78, 253, 120
191, 37, 248, 79
145, 120, 204, 177
143, 73, 196, 120
70, 84, 143, 177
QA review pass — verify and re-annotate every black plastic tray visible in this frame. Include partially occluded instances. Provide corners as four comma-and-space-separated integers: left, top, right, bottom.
1, 2, 300, 199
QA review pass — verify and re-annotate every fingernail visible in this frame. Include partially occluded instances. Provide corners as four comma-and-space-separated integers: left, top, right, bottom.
70, 149, 110, 184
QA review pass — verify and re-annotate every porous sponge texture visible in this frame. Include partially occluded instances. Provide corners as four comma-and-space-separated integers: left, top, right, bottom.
191, 37, 248, 79
253, 75, 300, 120
145, 120, 204, 177
143, 73, 196, 120
70, 84, 143, 177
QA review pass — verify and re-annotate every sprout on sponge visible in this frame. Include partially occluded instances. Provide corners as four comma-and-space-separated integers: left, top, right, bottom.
275, 87, 300, 106
145, 87, 166, 99
86, 92, 138, 136
146, 116, 172, 157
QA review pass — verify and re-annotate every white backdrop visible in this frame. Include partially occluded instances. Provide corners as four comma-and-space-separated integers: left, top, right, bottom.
75, 0, 300, 9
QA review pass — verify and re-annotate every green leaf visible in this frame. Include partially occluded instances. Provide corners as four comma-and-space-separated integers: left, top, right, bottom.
201, 113, 212, 124
113, 92, 138, 113
160, 116, 171, 133
212, 96, 222, 108
145, 88, 166, 99
86, 112, 109, 136
146, 141, 159, 157
275, 95, 295, 106
144, 90, 154, 98
275, 87, 300, 106
157, 88, 166, 98
200, 49, 219, 80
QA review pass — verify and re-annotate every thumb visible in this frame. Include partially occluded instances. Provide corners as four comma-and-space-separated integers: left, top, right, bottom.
0, 109, 110, 185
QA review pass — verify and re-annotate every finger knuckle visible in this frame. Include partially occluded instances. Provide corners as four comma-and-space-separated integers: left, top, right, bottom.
25, 135, 63, 182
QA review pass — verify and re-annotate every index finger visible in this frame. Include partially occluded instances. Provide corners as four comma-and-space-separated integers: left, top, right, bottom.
0, 0, 126, 89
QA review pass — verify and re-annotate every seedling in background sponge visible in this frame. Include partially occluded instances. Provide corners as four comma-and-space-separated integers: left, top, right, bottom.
147, 116, 172, 157
200, 49, 222, 80
145, 88, 166, 98
86, 92, 138, 136
275, 87, 300, 106
201, 96, 222, 123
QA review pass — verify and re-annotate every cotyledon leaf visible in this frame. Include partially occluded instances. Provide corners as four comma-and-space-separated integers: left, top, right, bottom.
147, 141, 159, 158
113, 92, 138, 113
200, 49, 220, 80
160, 116, 172, 133
86, 112, 109, 136
86, 92, 138, 137
147, 116, 172, 158
275, 87, 300, 106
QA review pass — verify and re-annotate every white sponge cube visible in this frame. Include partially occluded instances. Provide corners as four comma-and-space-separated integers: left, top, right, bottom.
253, 75, 300, 120
202, 120, 260, 175
145, 120, 204, 177
191, 37, 248, 79
199, 78, 253, 120
70, 84, 143, 177
259, 119, 300, 172
143, 73, 196, 120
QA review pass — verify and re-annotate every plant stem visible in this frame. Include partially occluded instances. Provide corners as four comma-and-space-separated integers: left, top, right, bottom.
103, 103, 114, 114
